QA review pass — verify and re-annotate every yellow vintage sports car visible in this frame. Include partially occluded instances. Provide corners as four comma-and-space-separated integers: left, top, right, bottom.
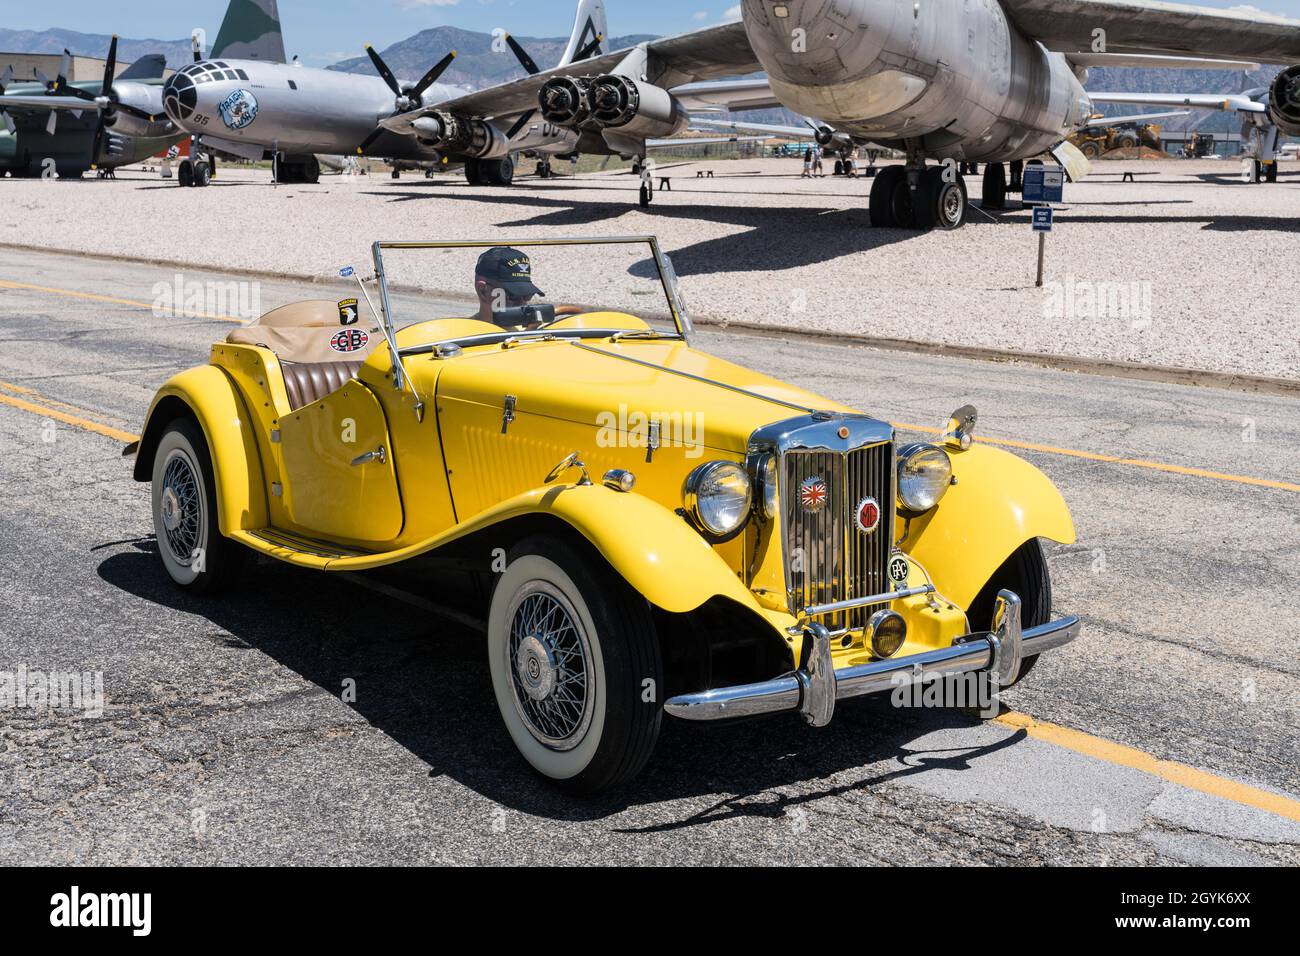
127, 237, 1080, 793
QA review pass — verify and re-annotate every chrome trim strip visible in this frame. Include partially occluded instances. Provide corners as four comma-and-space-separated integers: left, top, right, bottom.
570, 342, 819, 413
798, 585, 934, 620
663, 610, 1082, 723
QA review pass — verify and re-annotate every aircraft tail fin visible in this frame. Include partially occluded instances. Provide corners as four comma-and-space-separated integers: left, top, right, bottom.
211, 0, 287, 63
118, 54, 167, 81
558, 0, 608, 66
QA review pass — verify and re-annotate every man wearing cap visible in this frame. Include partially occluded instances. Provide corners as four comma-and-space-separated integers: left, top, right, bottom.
474, 246, 546, 329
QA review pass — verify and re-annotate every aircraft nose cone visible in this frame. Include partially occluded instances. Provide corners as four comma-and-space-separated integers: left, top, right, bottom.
163, 73, 198, 122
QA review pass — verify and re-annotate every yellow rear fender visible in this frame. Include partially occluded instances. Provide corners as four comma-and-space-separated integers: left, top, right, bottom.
900, 444, 1075, 611
132, 365, 269, 534
336, 483, 764, 617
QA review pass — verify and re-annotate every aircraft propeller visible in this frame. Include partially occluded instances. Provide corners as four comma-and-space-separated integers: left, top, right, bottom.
0, 66, 15, 133
357, 45, 457, 156
501, 30, 603, 140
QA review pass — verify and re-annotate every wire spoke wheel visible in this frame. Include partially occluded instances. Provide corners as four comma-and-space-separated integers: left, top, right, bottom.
159, 450, 202, 565
506, 582, 594, 751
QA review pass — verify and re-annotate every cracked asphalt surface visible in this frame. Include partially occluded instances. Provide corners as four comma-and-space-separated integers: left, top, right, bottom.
0, 247, 1297, 865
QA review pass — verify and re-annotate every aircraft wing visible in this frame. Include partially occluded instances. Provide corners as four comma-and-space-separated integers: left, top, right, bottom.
0, 93, 99, 113
1078, 109, 1190, 127
646, 134, 771, 148
1002, 0, 1300, 61
384, 20, 760, 125
670, 78, 781, 111
690, 117, 817, 139
1090, 92, 1268, 113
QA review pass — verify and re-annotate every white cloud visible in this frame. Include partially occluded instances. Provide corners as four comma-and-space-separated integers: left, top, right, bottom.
694, 10, 709, 19
723, 5, 742, 20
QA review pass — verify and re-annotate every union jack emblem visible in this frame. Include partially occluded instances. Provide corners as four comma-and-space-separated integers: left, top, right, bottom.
800, 475, 828, 512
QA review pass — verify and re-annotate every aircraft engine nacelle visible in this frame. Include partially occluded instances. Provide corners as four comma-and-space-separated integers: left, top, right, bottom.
102, 82, 176, 139
587, 75, 689, 139
411, 111, 508, 159
1268, 65, 1300, 136
538, 76, 594, 127
814, 126, 853, 151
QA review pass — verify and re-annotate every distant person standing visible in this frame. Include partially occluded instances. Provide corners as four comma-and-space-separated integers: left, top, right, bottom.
802, 148, 813, 178
813, 149, 825, 177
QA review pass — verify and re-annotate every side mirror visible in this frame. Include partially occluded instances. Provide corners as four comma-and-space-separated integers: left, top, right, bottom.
943, 404, 977, 451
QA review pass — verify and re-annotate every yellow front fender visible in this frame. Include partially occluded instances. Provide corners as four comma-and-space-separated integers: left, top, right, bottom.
133, 365, 269, 534
327, 482, 764, 616
900, 444, 1075, 611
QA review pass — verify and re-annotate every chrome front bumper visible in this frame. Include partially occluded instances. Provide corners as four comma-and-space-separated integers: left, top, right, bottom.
663, 590, 1080, 726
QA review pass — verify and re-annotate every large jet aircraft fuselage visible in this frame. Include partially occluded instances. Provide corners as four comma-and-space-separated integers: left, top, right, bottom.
739, 0, 1091, 162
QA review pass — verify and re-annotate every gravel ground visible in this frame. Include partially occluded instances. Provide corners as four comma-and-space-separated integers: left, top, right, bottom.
1, 156, 1296, 379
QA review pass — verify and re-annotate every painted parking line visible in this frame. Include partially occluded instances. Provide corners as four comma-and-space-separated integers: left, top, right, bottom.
895, 422, 1300, 494
995, 711, 1300, 824
0, 381, 137, 444
0, 278, 244, 323
2, 378, 1297, 826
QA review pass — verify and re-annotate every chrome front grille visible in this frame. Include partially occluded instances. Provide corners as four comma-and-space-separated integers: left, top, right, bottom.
782, 441, 895, 631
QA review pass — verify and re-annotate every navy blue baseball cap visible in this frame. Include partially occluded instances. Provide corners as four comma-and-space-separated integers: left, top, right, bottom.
475, 247, 544, 299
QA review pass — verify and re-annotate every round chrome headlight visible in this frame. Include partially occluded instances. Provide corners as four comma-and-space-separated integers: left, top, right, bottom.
896, 443, 953, 513
684, 461, 752, 540
755, 453, 778, 519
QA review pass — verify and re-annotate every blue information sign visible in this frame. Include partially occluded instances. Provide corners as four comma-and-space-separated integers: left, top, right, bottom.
1032, 206, 1054, 232
1022, 165, 1064, 204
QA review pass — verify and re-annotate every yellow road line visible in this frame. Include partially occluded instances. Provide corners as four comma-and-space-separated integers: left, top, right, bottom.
895, 422, 1300, 493
996, 711, 1300, 823
0, 386, 137, 443
0, 279, 243, 323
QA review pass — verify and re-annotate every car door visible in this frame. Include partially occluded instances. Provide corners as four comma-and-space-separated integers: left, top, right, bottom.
277, 379, 404, 546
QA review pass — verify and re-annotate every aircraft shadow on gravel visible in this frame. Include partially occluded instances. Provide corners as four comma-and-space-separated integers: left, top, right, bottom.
97, 542, 1016, 823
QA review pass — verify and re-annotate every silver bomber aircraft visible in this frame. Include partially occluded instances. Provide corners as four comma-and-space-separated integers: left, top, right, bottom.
156, 0, 613, 187
375, 0, 1300, 229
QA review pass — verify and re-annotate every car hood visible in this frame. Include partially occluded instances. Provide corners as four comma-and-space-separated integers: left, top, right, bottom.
427, 338, 857, 455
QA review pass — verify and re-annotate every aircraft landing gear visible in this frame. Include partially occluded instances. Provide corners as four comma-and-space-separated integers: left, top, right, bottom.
1242, 159, 1262, 183
916, 166, 967, 230
177, 158, 212, 188
869, 160, 967, 230
983, 162, 1007, 209
868, 166, 912, 227
535, 160, 554, 179
1008, 159, 1024, 193
1265, 161, 1278, 183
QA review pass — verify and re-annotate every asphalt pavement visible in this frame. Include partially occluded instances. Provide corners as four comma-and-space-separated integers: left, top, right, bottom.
0, 247, 1296, 865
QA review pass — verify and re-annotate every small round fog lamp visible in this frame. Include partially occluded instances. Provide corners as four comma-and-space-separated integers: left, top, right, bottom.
867, 609, 907, 658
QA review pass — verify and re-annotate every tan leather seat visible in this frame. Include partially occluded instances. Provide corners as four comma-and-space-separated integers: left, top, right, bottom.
281, 361, 363, 411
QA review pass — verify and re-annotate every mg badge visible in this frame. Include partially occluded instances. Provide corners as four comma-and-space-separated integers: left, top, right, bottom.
799, 475, 828, 512
888, 553, 910, 584
855, 496, 881, 533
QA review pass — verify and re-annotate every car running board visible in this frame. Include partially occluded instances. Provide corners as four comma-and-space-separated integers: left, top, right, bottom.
232, 528, 377, 569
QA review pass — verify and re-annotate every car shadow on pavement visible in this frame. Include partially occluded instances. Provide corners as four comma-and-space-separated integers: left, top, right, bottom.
97, 543, 1020, 823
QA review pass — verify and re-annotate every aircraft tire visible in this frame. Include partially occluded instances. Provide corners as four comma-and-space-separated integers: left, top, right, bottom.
178, 160, 194, 188
916, 166, 966, 231
193, 162, 211, 187
1265, 162, 1278, 183
868, 165, 906, 226
465, 158, 483, 185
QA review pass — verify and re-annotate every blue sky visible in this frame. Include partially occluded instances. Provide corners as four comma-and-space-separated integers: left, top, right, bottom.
5, 0, 1297, 65
4, 1, 747, 64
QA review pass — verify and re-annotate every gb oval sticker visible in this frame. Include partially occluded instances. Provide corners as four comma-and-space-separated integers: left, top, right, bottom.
330, 329, 369, 354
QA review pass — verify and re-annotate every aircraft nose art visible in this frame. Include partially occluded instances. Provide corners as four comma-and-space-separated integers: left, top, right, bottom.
164, 61, 254, 131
